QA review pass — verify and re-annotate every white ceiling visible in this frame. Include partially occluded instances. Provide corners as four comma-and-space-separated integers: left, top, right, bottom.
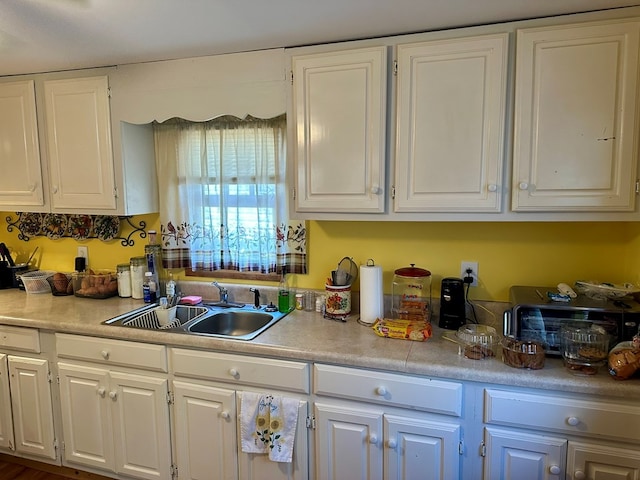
1, 0, 639, 77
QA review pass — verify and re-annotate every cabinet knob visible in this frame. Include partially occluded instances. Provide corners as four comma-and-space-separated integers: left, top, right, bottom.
371, 185, 382, 195
387, 438, 397, 449
220, 411, 230, 420
109, 391, 117, 400
97, 387, 106, 397
369, 434, 378, 445
52, 185, 59, 194
375, 386, 387, 396
574, 470, 586, 480
229, 368, 239, 378
549, 465, 560, 475
488, 184, 498, 192
566, 416, 580, 426
101, 350, 110, 360
28, 184, 37, 192
518, 182, 529, 190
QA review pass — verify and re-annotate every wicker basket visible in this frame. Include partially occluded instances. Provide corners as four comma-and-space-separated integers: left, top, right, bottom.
21, 270, 55, 294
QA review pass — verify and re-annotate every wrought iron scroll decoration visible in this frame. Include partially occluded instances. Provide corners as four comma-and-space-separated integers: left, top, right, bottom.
6, 213, 147, 247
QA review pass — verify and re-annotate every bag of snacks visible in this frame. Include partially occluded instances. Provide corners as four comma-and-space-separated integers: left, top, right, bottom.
371, 318, 432, 342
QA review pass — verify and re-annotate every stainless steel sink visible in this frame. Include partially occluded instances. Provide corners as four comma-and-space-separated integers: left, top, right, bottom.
102, 303, 288, 341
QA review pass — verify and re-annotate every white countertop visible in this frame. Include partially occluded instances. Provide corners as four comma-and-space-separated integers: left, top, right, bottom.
1, 288, 639, 400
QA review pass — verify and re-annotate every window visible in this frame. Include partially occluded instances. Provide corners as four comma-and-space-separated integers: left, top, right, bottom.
153, 115, 306, 278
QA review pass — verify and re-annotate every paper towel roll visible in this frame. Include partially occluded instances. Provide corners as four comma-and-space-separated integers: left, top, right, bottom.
359, 261, 383, 325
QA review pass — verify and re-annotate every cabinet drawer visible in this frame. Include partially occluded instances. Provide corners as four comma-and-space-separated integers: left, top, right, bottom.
55, 333, 167, 372
170, 348, 310, 394
0, 325, 40, 353
485, 388, 640, 443
314, 364, 462, 416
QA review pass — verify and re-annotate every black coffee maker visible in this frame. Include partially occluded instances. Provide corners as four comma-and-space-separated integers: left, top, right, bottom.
439, 277, 466, 329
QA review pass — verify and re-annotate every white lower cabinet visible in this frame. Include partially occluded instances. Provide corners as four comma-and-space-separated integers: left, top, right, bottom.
170, 348, 311, 480
483, 387, 640, 480
55, 334, 171, 480
313, 364, 463, 480
0, 326, 56, 463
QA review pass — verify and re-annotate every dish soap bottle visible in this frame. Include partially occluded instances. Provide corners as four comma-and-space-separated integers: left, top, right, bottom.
166, 271, 176, 304
278, 267, 290, 313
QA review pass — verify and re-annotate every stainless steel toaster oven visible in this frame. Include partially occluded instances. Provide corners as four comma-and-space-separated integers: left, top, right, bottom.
503, 285, 639, 355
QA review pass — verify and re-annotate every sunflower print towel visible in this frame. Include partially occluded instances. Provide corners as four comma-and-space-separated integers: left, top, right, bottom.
240, 392, 299, 463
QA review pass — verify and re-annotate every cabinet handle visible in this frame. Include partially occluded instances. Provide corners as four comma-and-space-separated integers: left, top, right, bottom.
220, 411, 230, 420
518, 182, 529, 190
369, 434, 378, 445
228, 368, 239, 378
370, 185, 382, 195
97, 387, 106, 397
549, 465, 560, 475
574, 470, 586, 480
566, 416, 580, 426
101, 350, 110, 360
375, 386, 387, 396
488, 184, 498, 192
387, 438, 397, 449
109, 391, 117, 400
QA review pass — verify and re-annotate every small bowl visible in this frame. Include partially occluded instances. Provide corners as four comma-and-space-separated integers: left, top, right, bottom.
501, 336, 547, 369
46, 273, 73, 296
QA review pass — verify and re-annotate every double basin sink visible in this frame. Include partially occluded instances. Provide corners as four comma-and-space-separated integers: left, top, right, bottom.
102, 303, 289, 341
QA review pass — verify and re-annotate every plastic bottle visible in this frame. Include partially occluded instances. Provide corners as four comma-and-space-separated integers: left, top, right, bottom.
143, 271, 157, 303
166, 271, 176, 302
278, 268, 290, 313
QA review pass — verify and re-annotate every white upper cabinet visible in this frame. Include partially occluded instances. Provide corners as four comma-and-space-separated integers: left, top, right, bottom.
44, 76, 117, 211
0, 81, 44, 208
394, 33, 508, 213
512, 19, 640, 212
291, 47, 387, 213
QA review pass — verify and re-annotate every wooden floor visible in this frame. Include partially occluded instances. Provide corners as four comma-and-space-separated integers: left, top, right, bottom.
0, 454, 111, 480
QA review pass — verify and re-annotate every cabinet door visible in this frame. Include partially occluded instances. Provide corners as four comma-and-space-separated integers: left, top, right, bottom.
172, 380, 237, 480
568, 441, 640, 479
512, 20, 640, 212
484, 427, 566, 480
110, 370, 172, 480
44, 76, 116, 211
8, 356, 56, 460
292, 47, 387, 213
0, 354, 14, 450
58, 362, 114, 472
384, 414, 460, 480
239, 395, 309, 480
315, 402, 383, 480
0, 80, 44, 209
395, 33, 508, 213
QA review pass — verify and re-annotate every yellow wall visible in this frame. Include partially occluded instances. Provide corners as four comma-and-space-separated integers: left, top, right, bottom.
1, 212, 638, 302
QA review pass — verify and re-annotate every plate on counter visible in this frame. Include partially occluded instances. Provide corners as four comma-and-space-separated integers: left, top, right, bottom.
43, 214, 68, 240
67, 215, 93, 240
93, 216, 120, 242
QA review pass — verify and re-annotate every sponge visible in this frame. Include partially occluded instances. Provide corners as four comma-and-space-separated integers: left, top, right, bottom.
179, 295, 202, 305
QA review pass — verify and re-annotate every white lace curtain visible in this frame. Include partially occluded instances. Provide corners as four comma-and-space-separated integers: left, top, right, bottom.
153, 115, 306, 275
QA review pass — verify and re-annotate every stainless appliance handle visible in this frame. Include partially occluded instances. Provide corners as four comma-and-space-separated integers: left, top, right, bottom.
503, 310, 513, 337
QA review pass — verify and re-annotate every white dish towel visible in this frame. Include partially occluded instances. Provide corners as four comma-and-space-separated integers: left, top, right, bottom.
240, 392, 299, 463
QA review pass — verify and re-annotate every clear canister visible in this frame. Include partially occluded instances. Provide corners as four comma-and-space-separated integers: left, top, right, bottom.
130, 256, 146, 300
116, 263, 132, 298
392, 264, 431, 322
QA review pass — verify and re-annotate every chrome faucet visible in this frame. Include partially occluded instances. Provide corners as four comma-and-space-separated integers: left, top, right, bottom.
212, 281, 228, 303
249, 287, 260, 309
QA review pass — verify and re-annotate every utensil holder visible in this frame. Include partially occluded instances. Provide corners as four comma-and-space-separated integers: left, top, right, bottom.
325, 284, 351, 320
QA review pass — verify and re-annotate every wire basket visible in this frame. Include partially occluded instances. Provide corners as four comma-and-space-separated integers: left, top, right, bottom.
21, 270, 55, 294
122, 305, 208, 330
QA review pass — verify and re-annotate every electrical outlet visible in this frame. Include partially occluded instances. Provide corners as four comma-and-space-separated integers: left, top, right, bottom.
460, 261, 478, 287
77, 246, 88, 266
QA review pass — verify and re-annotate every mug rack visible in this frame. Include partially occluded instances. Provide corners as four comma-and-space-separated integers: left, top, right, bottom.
5, 212, 147, 247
